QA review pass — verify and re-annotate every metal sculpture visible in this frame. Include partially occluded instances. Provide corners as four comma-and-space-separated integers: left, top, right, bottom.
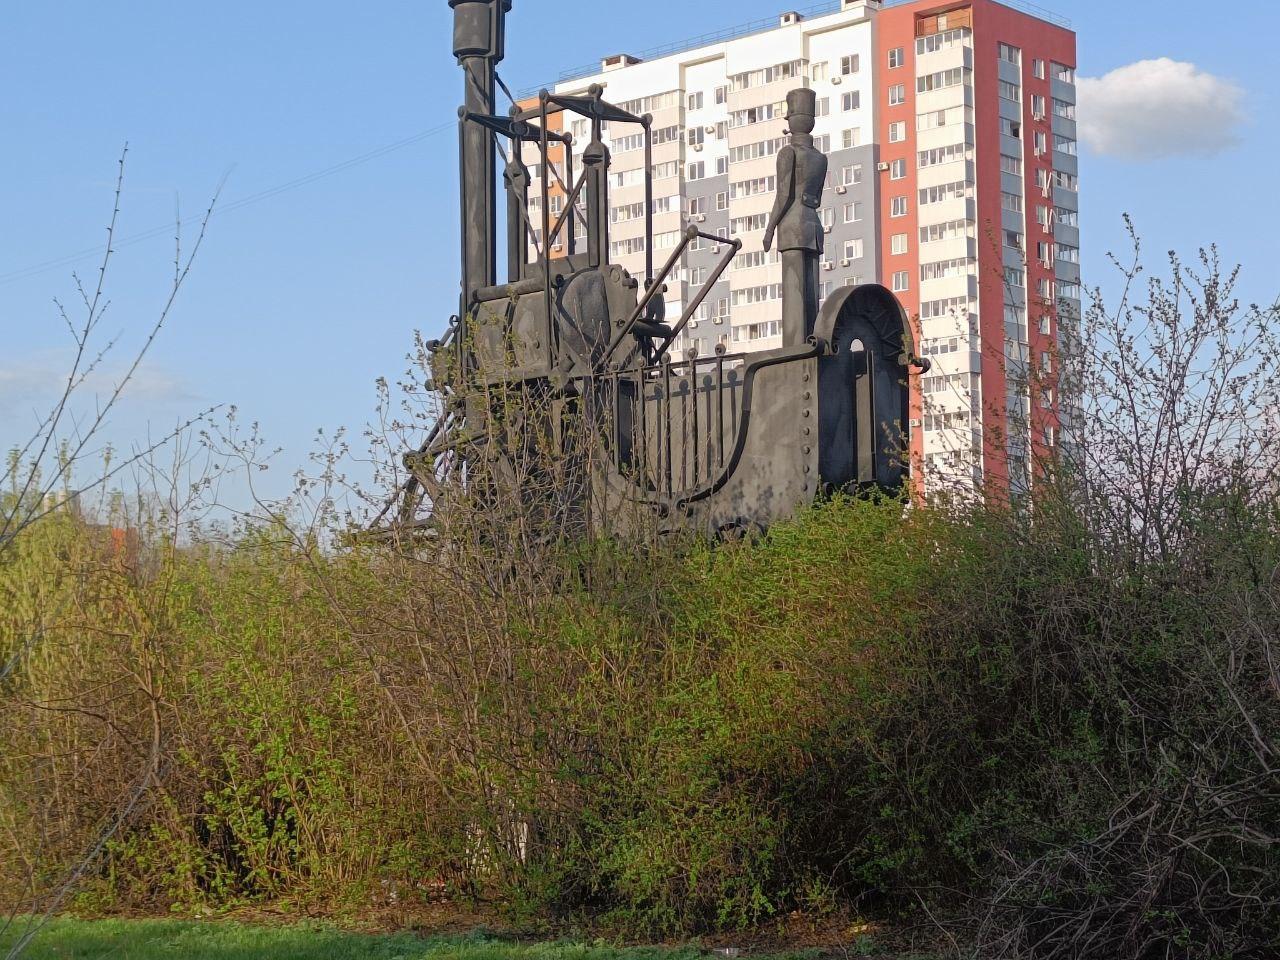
764, 88, 828, 350
379, 0, 930, 537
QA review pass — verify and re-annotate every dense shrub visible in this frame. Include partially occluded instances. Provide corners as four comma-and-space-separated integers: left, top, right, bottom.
5, 241, 1279, 957
3, 487, 1277, 957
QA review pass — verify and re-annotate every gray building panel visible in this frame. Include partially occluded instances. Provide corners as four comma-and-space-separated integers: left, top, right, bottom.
1050, 78, 1076, 104
680, 171, 731, 356
823, 144, 879, 286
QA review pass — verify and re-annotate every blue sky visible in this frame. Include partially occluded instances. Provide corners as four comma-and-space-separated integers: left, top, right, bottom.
2, 0, 1276, 506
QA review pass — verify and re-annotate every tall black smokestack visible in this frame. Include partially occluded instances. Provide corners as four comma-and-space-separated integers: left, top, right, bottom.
449, 0, 510, 306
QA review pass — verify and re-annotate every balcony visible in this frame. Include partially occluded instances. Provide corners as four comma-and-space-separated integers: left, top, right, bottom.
916, 41, 973, 77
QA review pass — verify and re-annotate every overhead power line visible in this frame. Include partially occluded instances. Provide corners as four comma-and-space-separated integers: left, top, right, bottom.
0, 120, 454, 287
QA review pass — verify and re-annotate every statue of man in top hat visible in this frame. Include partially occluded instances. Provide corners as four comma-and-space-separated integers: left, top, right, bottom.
763, 88, 829, 347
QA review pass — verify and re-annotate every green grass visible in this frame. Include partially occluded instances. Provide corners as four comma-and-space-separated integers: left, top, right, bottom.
0, 918, 831, 960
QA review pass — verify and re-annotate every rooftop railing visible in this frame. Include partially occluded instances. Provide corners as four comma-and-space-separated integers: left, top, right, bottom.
520, 0, 1070, 97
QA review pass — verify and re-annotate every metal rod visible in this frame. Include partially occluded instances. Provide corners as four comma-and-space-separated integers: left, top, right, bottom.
654, 237, 742, 361
473, 274, 549, 303
603, 227, 699, 363
690, 360, 699, 486
663, 359, 672, 497
539, 90, 553, 367
716, 352, 725, 469
564, 136, 576, 256
643, 114, 653, 285
547, 170, 588, 253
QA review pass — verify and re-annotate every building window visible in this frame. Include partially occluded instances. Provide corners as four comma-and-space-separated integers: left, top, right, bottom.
688, 127, 705, 147
1033, 58, 1046, 79
815, 134, 830, 152
688, 196, 707, 216
888, 121, 907, 143
688, 91, 704, 111
1005, 266, 1025, 287
842, 91, 861, 111
843, 201, 863, 223
714, 85, 728, 104
716, 191, 728, 211
889, 83, 906, 106
998, 42, 1021, 65
1052, 97, 1076, 120
820, 207, 835, 228
920, 219, 974, 244
841, 54, 860, 75
843, 238, 864, 260
842, 127, 860, 149
891, 233, 908, 255
892, 270, 910, 292
889, 158, 907, 180
811, 61, 829, 83
1051, 62, 1075, 83
839, 163, 863, 186
891, 196, 908, 218
687, 161, 706, 180
918, 142, 970, 168
729, 175, 777, 200
888, 46, 905, 69
919, 180, 970, 205
917, 67, 967, 94
1000, 153, 1023, 176
1004, 229, 1024, 250
1001, 191, 1023, 213
1000, 117, 1022, 139
998, 79, 1021, 102
1031, 93, 1047, 117
816, 97, 830, 117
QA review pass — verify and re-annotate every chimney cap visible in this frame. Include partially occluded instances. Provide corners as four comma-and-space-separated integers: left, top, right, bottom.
779, 10, 804, 25
602, 53, 643, 71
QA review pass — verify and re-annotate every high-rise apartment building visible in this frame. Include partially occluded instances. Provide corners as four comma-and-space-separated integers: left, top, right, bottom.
524, 0, 1078, 491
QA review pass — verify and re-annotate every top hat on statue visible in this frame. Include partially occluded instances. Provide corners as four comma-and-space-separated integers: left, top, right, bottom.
785, 88, 817, 119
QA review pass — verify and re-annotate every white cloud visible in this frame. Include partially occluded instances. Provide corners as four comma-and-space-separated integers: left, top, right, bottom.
0, 353, 197, 419
1077, 58, 1246, 160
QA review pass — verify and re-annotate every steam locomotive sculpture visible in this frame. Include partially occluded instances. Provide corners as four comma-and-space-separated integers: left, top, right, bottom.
384, 0, 929, 536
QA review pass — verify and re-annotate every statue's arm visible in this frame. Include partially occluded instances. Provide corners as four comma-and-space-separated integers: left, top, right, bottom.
763, 148, 795, 252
